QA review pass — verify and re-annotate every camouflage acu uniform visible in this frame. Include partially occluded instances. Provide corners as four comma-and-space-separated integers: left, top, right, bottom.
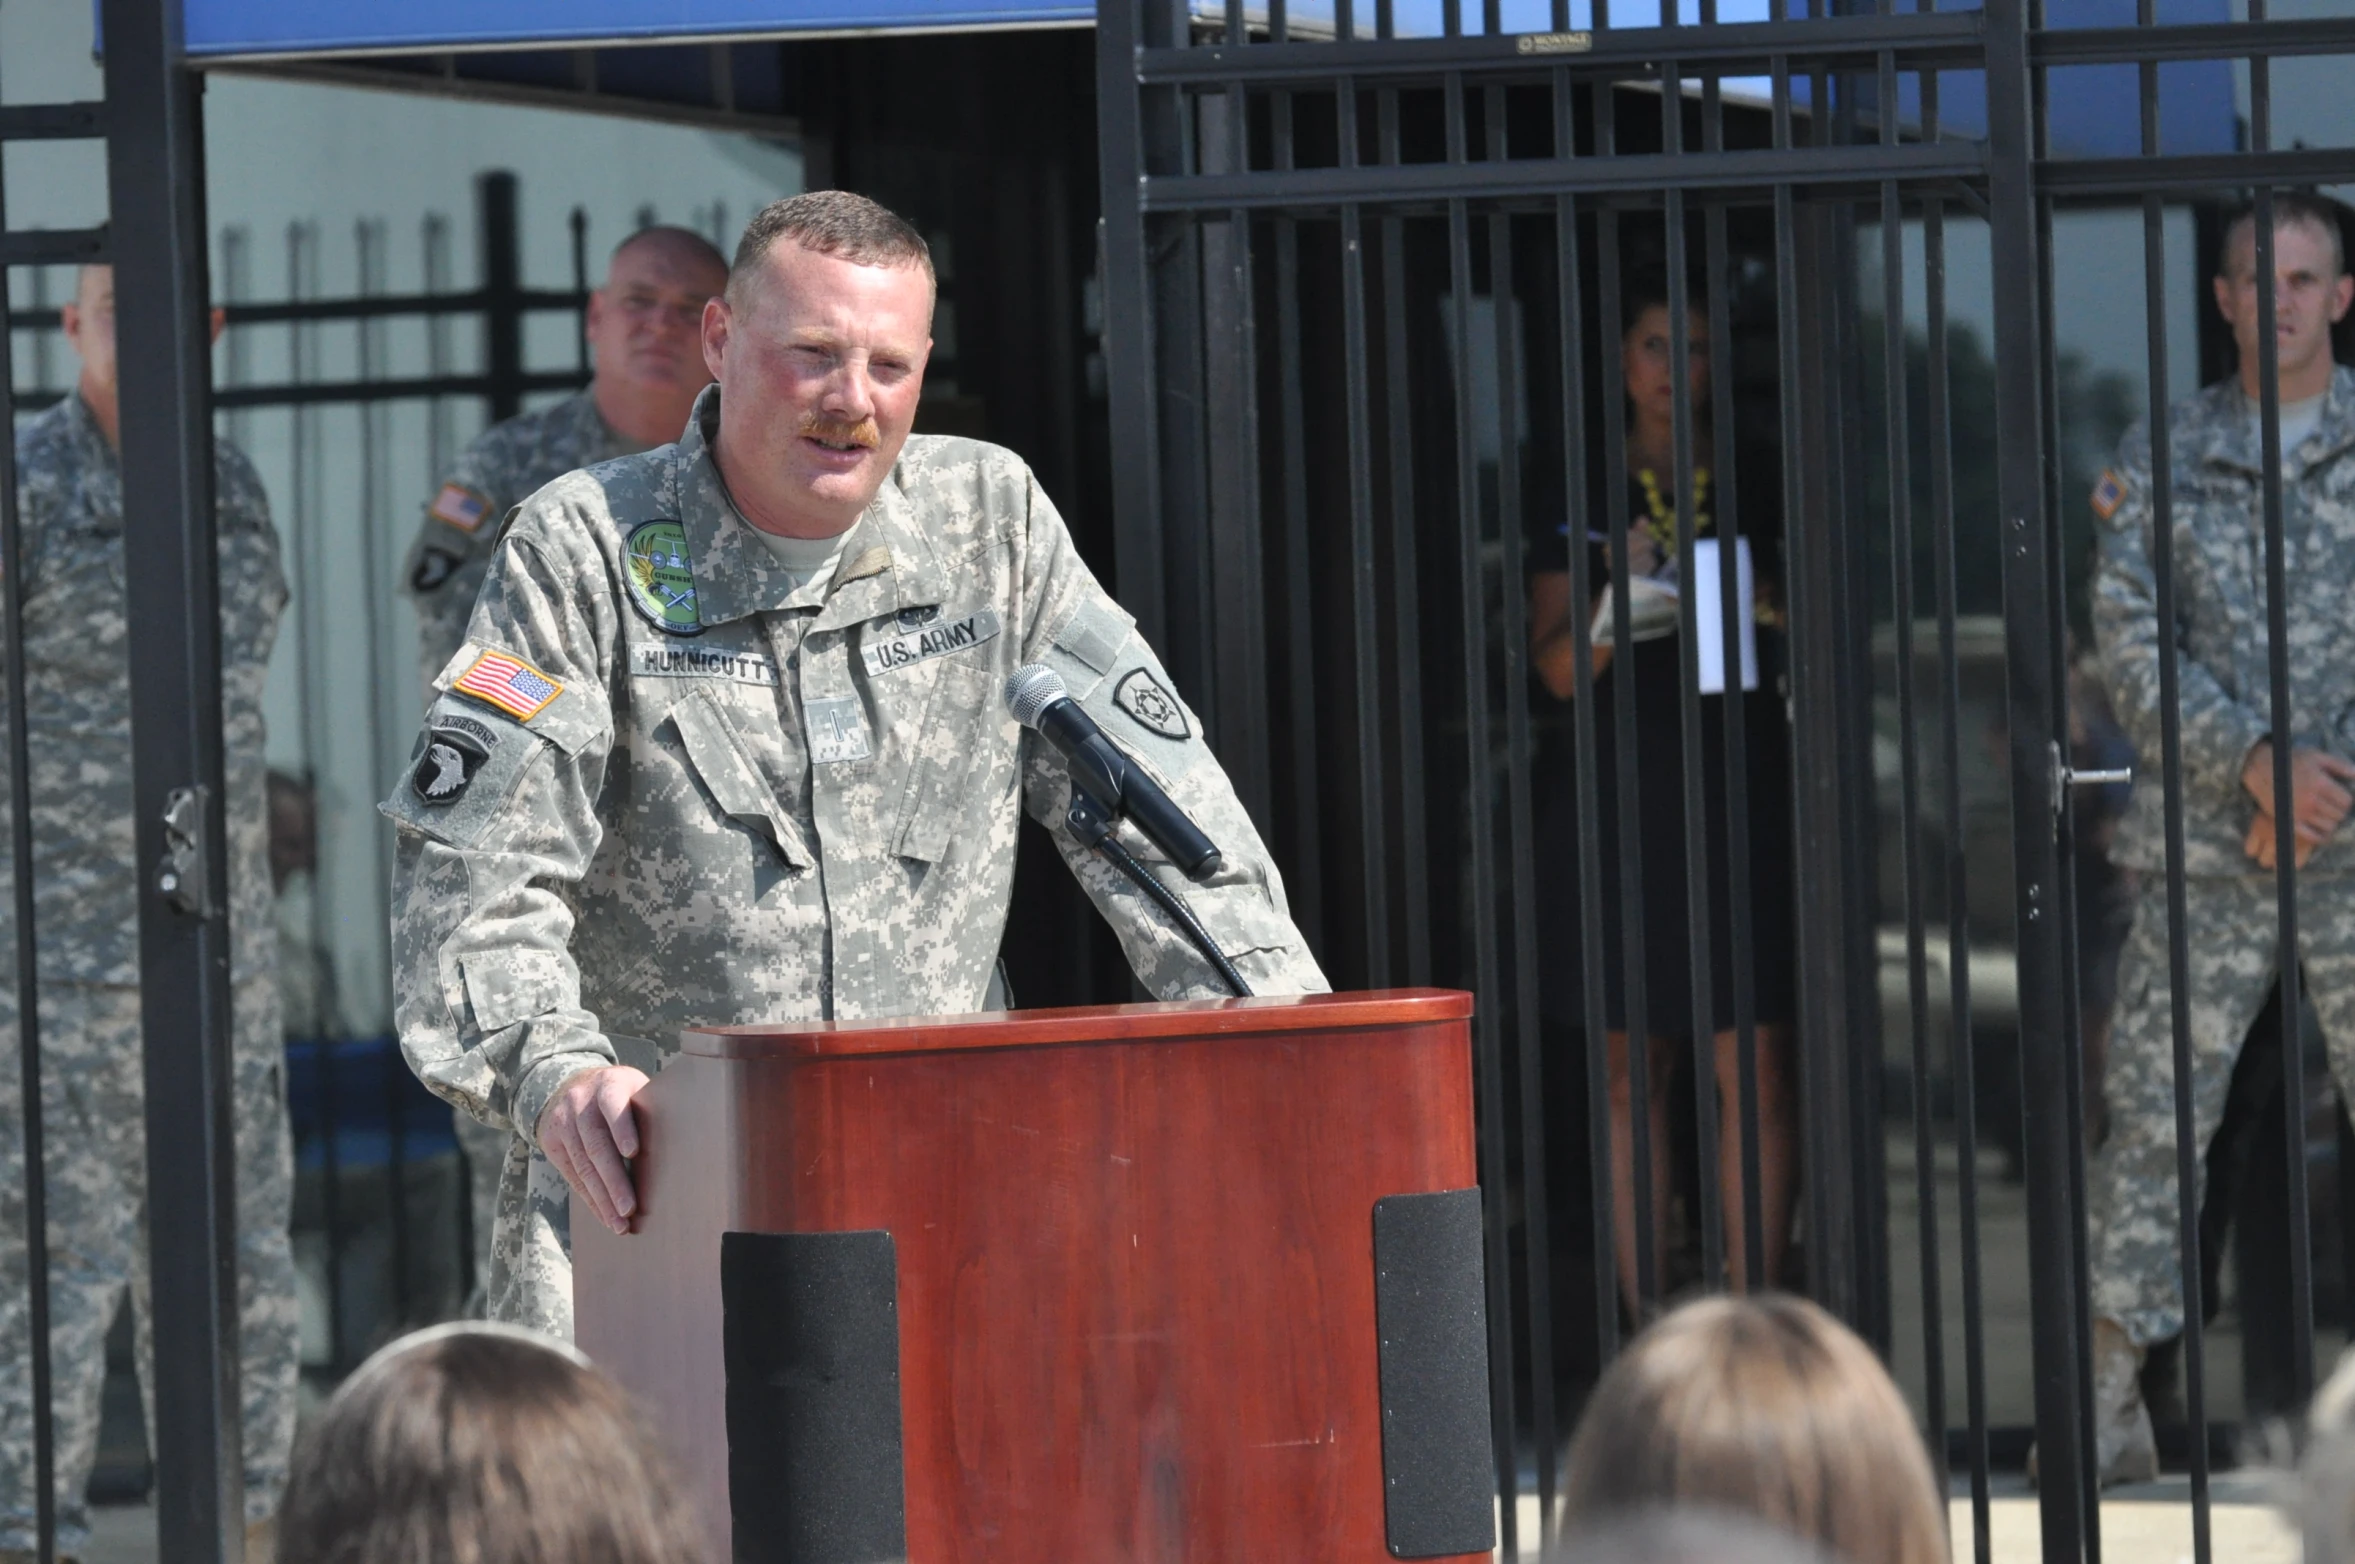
401, 390, 636, 1297
2090, 365, 2355, 1348
383, 385, 1327, 1339
0, 395, 294, 1551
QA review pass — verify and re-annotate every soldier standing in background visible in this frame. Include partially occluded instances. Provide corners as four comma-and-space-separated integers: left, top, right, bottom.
2074, 193, 2355, 1486
401, 226, 727, 1303
0, 265, 293, 1561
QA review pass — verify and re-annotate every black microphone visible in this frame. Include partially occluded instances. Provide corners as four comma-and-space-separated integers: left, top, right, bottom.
1005, 664, 1223, 882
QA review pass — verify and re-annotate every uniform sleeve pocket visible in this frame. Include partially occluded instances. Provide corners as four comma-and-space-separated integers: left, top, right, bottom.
895, 660, 1002, 864
667, 688, 813, 869
460, 948, 573, 1034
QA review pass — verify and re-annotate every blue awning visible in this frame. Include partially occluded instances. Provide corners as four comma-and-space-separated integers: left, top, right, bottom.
183, 0, 1094, 59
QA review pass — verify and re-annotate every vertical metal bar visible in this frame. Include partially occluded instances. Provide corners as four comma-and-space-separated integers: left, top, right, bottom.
1271, 106, 1325, 952
0, 118, 60, 1564
423, 215, 453, 495
1986, 0, 2088, 1544
570, 207, 590, 384
1484, 81, 1556, 1539
478, 173, 525, 425
1096, 0, 1174, 660
357, 219, 411, 1329
99, 0, 244, 1557
2252, 176, 2319, 1404
1882, 154, 1951, 1503
1699, 83, 1764, 1292
1920, 107, 1994, 1559
219, 230, 249, 452
1378, 89, 1432, 986
2025, 52, 2102, 1551
1443, 70, 1519, 1552
1663, 177, 1726, 1295
282, 222, 342, 1367
1337, 90, 1391, 989
1548, 87, 1618, 1375
1591, 133, 1658, 1310
2141, 180, 2214, 1564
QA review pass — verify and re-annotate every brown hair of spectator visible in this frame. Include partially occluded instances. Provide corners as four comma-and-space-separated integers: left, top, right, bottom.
727, 189, 933, 303
2221, 191, 2347, 281
1562, 1294, 1948, 1564
276, 1322, 704, 1564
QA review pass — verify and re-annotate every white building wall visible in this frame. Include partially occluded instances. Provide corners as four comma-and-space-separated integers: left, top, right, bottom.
5, 0, 802, 1036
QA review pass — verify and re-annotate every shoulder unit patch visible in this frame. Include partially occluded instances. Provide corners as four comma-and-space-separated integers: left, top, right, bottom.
452, 648, 564, 722
1113, 668, 1190, 741
413, 727, 491, 804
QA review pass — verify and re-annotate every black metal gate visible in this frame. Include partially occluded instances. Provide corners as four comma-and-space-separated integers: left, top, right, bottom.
1097, 0, 2355, 1558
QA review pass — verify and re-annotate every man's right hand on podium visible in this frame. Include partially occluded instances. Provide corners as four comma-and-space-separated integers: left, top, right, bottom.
537, 1065, 652, 1235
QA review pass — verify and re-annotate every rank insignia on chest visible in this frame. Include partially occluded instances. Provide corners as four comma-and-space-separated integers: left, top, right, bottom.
413, 727, 491, 804
453, 648, 564, 722
623, 519, 705, 636
2091, 470, 2126, 520
429, 483, 494, 534
1113, 668, 1190, 740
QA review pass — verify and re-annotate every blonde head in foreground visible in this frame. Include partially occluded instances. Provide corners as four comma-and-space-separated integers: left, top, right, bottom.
1562, 1294, 1948, 1564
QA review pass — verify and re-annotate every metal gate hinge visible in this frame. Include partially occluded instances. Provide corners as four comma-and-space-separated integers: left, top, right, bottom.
156, 785, 215, 917
2048, 739, 2133, 825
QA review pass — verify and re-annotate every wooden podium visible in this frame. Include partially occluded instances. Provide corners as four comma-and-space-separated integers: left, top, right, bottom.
575, 989, 1492, 1564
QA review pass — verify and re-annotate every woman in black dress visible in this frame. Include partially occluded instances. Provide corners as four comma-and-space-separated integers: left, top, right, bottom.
1528, 275, 1799, 1311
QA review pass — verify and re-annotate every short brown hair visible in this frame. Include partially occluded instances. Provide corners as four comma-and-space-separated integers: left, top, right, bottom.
277, 1324, 705, 1564
727, 190, 933, 301
2222, 192, 2347, 280
1562, 1295, 1948, 1564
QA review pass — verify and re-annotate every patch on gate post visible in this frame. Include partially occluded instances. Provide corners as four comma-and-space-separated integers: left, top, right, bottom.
413, 727, 492, 804
1112, 668, 1190, 741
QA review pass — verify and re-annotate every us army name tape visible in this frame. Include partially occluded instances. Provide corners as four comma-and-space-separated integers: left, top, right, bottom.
860, 609, 1002, 679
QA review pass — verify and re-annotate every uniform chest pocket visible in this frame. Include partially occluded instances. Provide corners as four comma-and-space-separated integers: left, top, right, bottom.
893, 659, 1007, 864
666, 688, 813, 870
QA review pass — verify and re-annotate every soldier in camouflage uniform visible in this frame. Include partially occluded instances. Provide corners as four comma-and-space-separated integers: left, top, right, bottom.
383, 192, 1326, 1340
400, 227, 727, 1299
2078, 194, 2355, 1486
0, 267, 294, 1558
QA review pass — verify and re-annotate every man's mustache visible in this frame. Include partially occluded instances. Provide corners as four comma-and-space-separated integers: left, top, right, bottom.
800, 413, 881, 450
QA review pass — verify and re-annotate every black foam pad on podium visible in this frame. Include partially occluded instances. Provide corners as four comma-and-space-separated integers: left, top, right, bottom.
1372, 1188, 1497, 1559
721, 1230, 906, 1564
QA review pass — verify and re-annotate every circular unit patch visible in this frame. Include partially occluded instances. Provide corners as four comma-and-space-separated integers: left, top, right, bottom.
622, 519, 705, 636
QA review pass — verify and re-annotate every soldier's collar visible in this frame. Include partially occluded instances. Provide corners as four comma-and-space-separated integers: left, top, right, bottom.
61, 393, 116, 472
670, 389, 949, 629
809, 472, 950, 633
2195, 366, 2355, 473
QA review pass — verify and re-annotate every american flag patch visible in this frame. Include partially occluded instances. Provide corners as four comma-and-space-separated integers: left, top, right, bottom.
452, 649, 563, 722
429, 483, 494, 534
2090, 469, 2126, 520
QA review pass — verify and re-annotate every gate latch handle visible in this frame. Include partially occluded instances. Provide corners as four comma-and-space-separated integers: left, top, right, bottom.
2049, 740, 2133, 823
156, 785, 215, 918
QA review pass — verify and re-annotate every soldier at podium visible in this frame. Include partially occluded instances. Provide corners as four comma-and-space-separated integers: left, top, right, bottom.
381, 190, 1326, 1339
